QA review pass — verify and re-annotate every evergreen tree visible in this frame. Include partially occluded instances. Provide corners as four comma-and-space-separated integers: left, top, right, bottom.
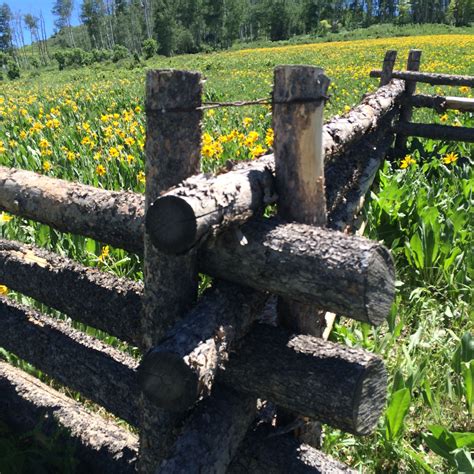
154, 0, 176, 55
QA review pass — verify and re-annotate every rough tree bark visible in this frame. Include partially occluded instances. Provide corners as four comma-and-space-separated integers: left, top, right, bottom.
139, 69, 202, 474
228, 425, 356, 473
199, 217, 395, 326
146, 156, 276, 254
0, 361, 138, 474
379, 50, 397, 86
0, 166, 144, 254
0, 239, 142, 348
138, 281, 267, 411
218, 323, 387, 435
0, 297, 139, 426
157, 386, 256, 474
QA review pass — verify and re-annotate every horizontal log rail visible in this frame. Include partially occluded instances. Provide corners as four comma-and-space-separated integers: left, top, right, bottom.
218, 324, 387, 435
138, 281, 267, 411
228, 424, 356, 473
0, 297, 140, 426
0, 239, 142, 348
370, 69, 474, 87
394, 122, 474, 143
0, 361, 138, 474
405, 94, 474, 113
199, 217, 394, 325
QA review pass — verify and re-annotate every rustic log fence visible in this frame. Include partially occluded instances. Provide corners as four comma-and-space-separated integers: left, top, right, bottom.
0, 49, 470, 472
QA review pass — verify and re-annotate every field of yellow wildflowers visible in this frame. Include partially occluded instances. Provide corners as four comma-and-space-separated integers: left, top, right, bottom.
0, 34, 473, 472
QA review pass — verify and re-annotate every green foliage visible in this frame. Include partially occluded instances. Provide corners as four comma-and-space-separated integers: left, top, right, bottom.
6, 59, 19, 79
112, 44, 129, 63
142, 38, 158, 59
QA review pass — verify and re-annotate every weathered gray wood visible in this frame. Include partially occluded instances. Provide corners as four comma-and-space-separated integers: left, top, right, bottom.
146, 156, 276, 254
394, 122, 474, 142
157, 386, 256, 474
395, 49, 422, 153
370, 69, 474, 87
406, 94, 474, 113
0, 296, 139, 426
229, 425, 356, 473
323, 79, 405, 161
379, 50, 397, 86
0, 361, 138, 474
273, 65, 330, 339
0, 165, 144, 254
0, 82, 404, 258
219, 324, 387, 435
138, 281, 267, 411
199, 217, 395, 326
0, 239, 142, 348
326, 112, 397, 232
139, 69, 202, 474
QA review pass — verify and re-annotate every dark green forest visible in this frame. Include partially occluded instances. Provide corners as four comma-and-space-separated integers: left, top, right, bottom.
0, 0, 473, 72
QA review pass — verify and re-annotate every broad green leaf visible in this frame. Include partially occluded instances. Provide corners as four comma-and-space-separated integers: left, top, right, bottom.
385, 388, 411, 441
453, 448, 474, 473
462, 360, 474, 416
409, 232, 424, 269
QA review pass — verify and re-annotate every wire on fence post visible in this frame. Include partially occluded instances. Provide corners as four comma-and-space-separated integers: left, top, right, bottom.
138, 69, 203, 474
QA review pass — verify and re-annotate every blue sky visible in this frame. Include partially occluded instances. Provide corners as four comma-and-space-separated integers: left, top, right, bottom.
7, 0, 81, 42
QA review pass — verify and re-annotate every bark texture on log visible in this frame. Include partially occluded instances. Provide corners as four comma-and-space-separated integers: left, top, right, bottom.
323, 80, 405, 162
157, 386, 256, 474
394, 122, 474, 142
146, 156, 276, 254
139, 69, 202, 474
0, 239, 142, 348
219, 324, 387, 435
138, 281, 267, 411
0, 297, 139, 426
228, 425, 356, 474
0, 361, 138, 474
0, 165, 144, 254
406, 94, 474, 113
370, 69, 474, 87
326, 112, 397, 232
199, 217, 395, 326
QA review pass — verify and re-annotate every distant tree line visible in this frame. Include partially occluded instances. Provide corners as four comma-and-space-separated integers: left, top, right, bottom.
0, 0, 473, 75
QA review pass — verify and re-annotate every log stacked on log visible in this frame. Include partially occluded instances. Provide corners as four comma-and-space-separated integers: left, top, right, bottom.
405, 94, 474, 113
0, 297, 139, 426
370, 69, 474, 87
394, 122, 474, 143
0, 239, 142, 348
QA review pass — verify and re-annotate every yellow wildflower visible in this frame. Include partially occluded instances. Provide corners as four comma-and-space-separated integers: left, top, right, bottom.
0, 285, 8, 295
127, 154, 135, 164
19, 130, 27, 140
137, 171, 146, 184
98, 245, 109, 263
344, 105, 351, 113
265, 128, 274, 148
8, 139, 17, 148
96, 164, 106, 176
202, 144, 215, 158
459, 86, 470, 94
109, 147, 120, 158
67, 151, 76, 161
124, 137, 135, 147
243, 117, 253, 127
440, 114, 448, 123
134, 105, 141, 113
0, 212, 12, 223
244, 131, 259, 147
400, 155, 416, 169
43, 161, 52, 172
250, 144, 267, 159
443, 152, 458, 165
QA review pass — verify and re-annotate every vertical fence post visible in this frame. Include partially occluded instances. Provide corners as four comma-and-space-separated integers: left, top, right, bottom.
379, 50, 397, 86
394, 49, 422, 154
273, 65, 331, 445
273, 65, 331, 336
139, 69, 202, 473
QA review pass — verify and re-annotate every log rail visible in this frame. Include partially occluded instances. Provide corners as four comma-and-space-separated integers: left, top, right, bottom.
6, 51, 461, 473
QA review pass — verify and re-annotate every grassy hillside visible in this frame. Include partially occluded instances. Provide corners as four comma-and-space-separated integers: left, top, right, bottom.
0, 33, 473, 472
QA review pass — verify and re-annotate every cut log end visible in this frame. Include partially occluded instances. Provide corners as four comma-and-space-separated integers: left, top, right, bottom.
365, 245, 396, 326
146, 195, 197, 255
352, 357, 387, 435
137, 350, 198, 412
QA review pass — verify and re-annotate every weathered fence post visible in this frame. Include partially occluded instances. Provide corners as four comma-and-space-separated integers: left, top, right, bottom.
273, 65, 330, 336
273, 65, 331, 445
394, 49, 422, 154
379, 50, 397, 86
138, 69, 202, 473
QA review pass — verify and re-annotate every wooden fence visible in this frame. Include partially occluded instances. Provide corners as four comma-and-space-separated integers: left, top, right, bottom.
0, 49, 471, 473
